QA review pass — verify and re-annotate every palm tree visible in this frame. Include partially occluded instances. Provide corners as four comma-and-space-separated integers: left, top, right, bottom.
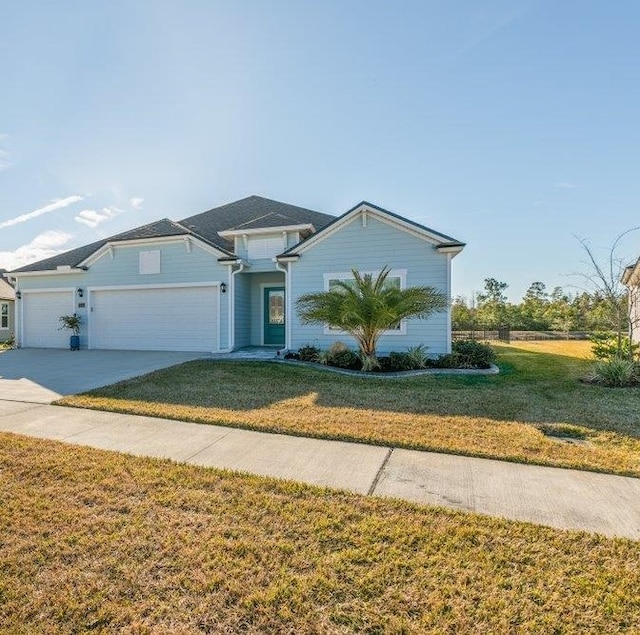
296, 267, 448, 371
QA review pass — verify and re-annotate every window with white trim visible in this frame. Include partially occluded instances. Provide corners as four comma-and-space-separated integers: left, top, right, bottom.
323, 269, 407, 334
0, 302, 8, 329
139, 250, 161, 275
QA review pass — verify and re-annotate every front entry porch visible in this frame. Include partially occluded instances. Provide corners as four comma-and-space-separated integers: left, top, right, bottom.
231, 271, 287, 350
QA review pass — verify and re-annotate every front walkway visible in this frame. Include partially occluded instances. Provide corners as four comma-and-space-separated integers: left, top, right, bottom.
0, 399, 638, 541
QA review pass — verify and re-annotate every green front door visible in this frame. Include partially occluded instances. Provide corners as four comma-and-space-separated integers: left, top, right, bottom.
263, 287, 285, 346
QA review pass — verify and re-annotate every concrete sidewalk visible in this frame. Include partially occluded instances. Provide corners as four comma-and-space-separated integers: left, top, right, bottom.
1, 399, 639, 540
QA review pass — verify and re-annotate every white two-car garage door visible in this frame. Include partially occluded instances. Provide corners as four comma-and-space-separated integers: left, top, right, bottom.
22, 290, 75, 348
89, 285, 219, 352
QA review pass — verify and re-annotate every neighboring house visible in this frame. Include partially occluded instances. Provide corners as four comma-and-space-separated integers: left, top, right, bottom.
0, 270, 16, 343
622, 257, 640, 344
8, 196, 465, 354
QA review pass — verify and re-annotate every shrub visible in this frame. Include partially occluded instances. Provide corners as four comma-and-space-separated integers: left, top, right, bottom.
317, 342, 361, 370
331, 349, 361, 370
590, 332, 639, 361
297, 345, 320, 362
385, 352, 415, 372
433, 353, 457, 369
450, 340, 496, 369
590, 358, 639, 387
406, 344, 429, 369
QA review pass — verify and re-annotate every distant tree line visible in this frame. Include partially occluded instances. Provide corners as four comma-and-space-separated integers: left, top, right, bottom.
453, 277, 628, 334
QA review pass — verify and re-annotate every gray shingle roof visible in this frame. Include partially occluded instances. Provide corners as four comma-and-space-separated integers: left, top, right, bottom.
10, 196, 335, 273
0, 270, 15, 299
178, 195, 335, 250
11, 219, 191, 273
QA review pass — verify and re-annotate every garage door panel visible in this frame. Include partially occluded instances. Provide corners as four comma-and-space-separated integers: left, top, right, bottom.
90, 287, 218, 352
23, 291, 74, 348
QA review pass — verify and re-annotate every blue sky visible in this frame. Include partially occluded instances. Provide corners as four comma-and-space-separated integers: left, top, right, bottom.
1, 0, 638, 301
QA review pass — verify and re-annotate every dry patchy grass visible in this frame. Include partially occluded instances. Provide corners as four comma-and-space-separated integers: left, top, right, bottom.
1, 432, 639, 633
59, 341, 640, 477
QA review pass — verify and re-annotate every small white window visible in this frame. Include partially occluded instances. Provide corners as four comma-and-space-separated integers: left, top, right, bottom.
139, 250, 161, 275
247, 236, 285, 260
0, 302, 8, 329
323, 270, 407, 335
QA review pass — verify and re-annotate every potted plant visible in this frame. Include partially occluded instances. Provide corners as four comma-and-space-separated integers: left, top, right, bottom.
59, 314, 81, 351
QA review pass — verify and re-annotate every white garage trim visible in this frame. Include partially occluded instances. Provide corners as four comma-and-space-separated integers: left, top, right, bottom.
19, 287, 76, 348
87, 282, 222, 352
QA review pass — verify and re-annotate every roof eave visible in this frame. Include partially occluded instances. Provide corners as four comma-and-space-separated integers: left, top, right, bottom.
219, 224, 315, 238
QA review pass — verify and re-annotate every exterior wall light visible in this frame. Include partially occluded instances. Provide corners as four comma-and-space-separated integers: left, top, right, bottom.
220, 282, 227, 294
77, 288, 84, 298
16, 290, 21, 299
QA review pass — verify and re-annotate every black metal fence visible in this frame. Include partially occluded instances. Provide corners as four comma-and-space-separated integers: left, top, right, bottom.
453, 328, 591, 343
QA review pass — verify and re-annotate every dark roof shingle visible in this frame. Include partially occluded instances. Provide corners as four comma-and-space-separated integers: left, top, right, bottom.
11, 219, 191, 273
10, 196, 335, 273
178, 195, 335, 249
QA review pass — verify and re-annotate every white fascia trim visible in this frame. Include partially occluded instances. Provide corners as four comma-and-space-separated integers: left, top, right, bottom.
436, 245, 465, 256
219, 224, 314, 238
366, 211, 463, 248
79, 235, 230, 268
19, 287, 76, 294
288, 205, 460, 256
274, 260, 291, 350
87, 281, 223, 292
10, 269, 86, 278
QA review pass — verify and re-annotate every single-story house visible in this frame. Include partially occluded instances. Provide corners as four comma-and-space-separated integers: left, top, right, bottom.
0, 270, 15, 344
7, 196, 465, 354
622, 257, 640, 344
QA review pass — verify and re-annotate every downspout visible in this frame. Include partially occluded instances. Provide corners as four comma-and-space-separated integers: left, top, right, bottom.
5, 275, 19, 347
228, 261, 245, 352
274, 259, 290, 351
446, 253, 452, 353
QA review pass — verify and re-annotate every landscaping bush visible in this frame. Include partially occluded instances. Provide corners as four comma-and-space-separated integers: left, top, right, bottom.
330, 349, 361, 370
380, 352, 413, 372
291, 340, 493, 372
405, 344, 429, 369
297, 344, 320, 362
317, 342, 361, 369
590, 358, 640, 387
434, 340, 496, 369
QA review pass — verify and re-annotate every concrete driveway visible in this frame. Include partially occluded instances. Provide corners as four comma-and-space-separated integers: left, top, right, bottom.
0, 348, 208, 403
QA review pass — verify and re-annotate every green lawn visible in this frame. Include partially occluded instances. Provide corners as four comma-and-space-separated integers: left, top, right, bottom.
1, 433, 639, 633
58, 341, 640, 477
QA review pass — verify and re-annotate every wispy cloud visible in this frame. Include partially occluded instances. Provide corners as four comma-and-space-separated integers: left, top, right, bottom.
555, 182, 579, 189
0, 195, 83, 229
0, 133, 9, 171
0, 230, 74, 270
129, 196, 144, 210
75, 206, 124, 228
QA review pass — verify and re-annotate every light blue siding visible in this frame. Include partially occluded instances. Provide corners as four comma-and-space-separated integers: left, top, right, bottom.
234, 232, 299, 271
15, 240, 230, 350
233, 274, 251, 348
289, 214, 451, 355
